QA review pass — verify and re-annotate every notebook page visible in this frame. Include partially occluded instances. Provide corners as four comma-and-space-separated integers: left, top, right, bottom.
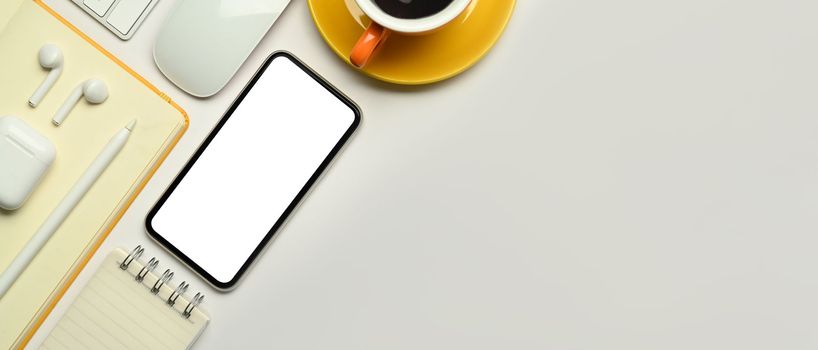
0, 2, 187, 347
0, 0, 24, 32
40, 249, 209, 350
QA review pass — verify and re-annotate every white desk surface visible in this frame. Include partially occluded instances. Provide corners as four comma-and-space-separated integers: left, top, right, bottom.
27, 0, 818, 348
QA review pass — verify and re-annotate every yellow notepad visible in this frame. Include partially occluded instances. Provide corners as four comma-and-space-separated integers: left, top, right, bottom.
41, 248, 210, 350
0, 1, 188, 348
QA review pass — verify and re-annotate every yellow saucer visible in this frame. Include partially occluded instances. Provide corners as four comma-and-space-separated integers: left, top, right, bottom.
307, 0, 516, 85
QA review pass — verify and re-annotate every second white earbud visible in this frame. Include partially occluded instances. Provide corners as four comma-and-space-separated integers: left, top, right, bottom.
52, 79, 109, 126
28, 44, 64, 108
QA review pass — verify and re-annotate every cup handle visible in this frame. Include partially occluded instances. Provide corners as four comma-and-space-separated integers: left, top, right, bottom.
350, 22, 390, 68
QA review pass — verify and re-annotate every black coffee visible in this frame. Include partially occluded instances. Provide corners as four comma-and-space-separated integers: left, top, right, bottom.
373, 0, 456, 19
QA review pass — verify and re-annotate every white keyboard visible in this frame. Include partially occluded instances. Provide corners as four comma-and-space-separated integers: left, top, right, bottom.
72, 0, 159, 40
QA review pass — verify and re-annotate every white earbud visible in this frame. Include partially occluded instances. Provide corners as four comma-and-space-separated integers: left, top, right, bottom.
52, 79, 109, 126
28, 44, 64, 108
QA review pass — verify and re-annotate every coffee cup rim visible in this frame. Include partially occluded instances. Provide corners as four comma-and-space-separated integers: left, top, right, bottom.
355, 0, 471, 33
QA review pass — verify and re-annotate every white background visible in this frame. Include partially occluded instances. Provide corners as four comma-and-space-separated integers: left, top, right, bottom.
29, 0, 818, 348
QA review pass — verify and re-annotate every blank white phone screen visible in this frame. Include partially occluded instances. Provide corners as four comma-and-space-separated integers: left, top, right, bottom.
150, 56, 355, 283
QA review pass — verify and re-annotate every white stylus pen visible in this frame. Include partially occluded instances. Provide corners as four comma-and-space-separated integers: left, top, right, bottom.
0, 119, 136, 298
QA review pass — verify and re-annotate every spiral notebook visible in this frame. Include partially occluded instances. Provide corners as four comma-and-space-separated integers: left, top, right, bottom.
40, 247, 209, 350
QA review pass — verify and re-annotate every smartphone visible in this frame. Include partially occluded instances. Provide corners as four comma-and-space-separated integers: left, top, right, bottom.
146, 51, 361, 290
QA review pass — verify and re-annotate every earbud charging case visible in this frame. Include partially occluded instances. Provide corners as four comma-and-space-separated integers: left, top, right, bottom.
0, 116, 56, 210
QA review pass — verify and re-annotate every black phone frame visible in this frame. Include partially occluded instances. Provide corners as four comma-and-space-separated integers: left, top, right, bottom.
146, 51, 361, 290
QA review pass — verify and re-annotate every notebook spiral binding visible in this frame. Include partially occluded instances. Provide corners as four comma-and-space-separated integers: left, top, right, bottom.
120, 245, 205, 319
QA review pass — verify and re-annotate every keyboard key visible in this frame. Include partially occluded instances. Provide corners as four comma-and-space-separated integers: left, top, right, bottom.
83, 0, 115, 16
107, 0, 152, 36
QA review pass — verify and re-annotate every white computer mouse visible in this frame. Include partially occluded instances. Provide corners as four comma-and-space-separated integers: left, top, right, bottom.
154, 0, 291, 97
